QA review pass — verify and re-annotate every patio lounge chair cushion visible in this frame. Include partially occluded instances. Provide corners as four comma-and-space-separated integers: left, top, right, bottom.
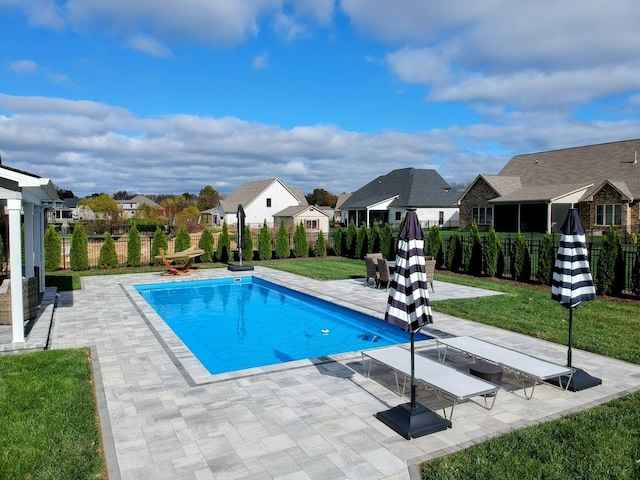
436, 336, 575, 399
362, 346, 499, 419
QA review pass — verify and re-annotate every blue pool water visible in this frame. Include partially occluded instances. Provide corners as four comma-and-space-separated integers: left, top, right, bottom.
135, 276, 427, 374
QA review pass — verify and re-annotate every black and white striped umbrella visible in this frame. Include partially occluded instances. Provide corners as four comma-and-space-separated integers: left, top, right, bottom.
551, 209, 596, 367
385, 209, 433, 408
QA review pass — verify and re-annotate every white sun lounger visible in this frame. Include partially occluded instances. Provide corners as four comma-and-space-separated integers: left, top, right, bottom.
436, 336, 574, 399
362, 346, 499, 419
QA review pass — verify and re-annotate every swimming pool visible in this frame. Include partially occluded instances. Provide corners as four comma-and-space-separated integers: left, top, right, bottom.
135, 276, 427, 374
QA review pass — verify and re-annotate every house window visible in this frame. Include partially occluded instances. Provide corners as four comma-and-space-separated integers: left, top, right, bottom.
472, 206, 493, 225
596, 204, 622, 226
266, 198, 271, 208
305, 220, 318, 230
395, 212, 401, 221
438, 211, 444, 225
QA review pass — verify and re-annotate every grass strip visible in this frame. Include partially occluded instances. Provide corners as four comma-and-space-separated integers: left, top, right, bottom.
0, 349, 105, 480
431, 272, 640, 365
421, 390, 640, 479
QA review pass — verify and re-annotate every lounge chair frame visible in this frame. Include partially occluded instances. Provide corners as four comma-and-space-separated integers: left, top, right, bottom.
436, 336, 574, 400
155, 247, 204, 276
362, 346, 499, 420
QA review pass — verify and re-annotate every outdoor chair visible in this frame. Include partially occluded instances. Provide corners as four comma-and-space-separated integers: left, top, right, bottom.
377, 258, 392, 289
364, 257, 379, 287
424, 258, 436, 292
155, 247, 205, 276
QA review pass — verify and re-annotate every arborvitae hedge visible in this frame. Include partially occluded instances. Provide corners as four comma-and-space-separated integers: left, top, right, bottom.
258, 221, 272, 260
368, 224, 381, 254
356, 223, 368, 258
98, 232, 119, 268
333, 228, 343, 256
427, 225, 442, 265
537, 232, 555, 285
174, 225, 191, 253
596, 226, 623, 296
293, 223, 308, 258
242, 225, 254, 262
151, 226, 168, 265
127, 224, 141, 267
314, 231, 327, 257
632, 251, 640, 296
345, 220, 357, 258
275, 220, 290, 259
217, 221, 231, 263
511, 233, 531, 282
70, 223, 89, 271
466, 221, 483, 276
484, 226, 500, 278
198, 227, 215, 262
380, 223, 393, 260
44, 225, 61, 271
446, 232, 462, 272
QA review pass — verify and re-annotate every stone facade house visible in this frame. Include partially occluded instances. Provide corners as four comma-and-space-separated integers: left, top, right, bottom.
458, 139, 640, 233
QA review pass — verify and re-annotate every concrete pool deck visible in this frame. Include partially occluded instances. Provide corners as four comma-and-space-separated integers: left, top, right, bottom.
6, 266, 640, 479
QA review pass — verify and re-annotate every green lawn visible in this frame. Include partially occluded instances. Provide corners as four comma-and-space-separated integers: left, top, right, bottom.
0, 349, 106, 480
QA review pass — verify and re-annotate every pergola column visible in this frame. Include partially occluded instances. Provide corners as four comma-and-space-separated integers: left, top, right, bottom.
23, 202, 35, 278
7, 197, 24, 343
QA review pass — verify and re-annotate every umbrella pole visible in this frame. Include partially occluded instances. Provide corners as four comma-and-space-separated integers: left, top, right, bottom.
567, 307, 573, 367
410, 331, 417, 409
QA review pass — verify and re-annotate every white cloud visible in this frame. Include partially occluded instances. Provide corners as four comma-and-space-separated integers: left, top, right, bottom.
8, 59, 37, 74
126, 34, 172, 58
252, 52, 269, 70
273, 12, 308, 42
1, 94, 639, 198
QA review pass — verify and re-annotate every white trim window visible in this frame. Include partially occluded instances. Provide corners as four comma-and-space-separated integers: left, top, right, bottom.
596, 204, 622, 226
472, 206, 493, 225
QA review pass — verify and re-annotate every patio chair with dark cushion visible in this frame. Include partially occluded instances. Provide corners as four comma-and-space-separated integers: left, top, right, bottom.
364, 257, 379, 288
377, 258, 392, 290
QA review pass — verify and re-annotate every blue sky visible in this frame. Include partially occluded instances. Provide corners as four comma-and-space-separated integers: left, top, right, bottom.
1, 1, 640, 198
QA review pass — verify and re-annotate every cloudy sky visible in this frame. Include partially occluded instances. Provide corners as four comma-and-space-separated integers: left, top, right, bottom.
2, 1, 640, 198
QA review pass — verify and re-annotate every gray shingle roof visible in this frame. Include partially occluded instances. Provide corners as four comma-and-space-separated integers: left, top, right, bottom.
499, 138, 640, 200
340, 168, 460, 209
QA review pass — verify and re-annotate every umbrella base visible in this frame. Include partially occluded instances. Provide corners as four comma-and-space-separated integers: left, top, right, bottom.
227, 264, 254, 271
376, 402, 451, 439
562, 367, 602, 392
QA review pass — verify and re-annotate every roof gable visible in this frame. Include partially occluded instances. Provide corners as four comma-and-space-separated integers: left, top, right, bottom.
341, 168, 458, 209
499, 138, 640, 198
220, 178, 305, 212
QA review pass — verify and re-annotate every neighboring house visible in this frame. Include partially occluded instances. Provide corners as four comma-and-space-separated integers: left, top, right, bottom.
333, 192, 351, 224
273, 205, 330, 234
339, 168, 461, 228
0, 163, 58, 343
199, 207, 219, 227
218, 178, 308, 228
117, 195, 166, 220
458, 138, 640, 233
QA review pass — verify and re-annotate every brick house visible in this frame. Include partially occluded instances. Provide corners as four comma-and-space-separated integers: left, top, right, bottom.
458, 139, 640, 233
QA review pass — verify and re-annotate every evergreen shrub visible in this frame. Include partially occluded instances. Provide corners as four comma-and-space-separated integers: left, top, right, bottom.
98, 232, 119, 268
127, 224, 141, 267
70, 224, 89, 271
44, 225, 61, 271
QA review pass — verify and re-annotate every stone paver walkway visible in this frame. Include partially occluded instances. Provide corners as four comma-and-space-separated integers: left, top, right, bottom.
19, 267, 640, 479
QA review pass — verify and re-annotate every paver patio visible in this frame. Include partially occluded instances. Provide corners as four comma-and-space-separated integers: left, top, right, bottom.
5, 266, 640, 479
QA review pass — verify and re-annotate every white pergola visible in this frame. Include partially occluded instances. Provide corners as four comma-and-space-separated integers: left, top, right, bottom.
0, 165, 58, 343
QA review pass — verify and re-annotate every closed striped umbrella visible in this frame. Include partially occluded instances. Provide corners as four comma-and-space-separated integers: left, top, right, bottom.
551, 209, 596, 368
385, 209, 433, 408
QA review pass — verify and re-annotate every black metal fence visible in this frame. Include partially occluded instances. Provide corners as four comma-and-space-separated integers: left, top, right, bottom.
444, 235, 640, 296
